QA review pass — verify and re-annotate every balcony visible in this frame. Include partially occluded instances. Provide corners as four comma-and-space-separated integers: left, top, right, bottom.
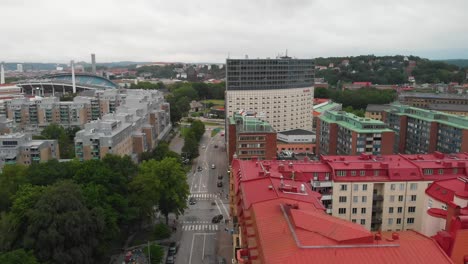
326, 208, 332, 214
321, 195, 332, 201
372, 207, 383, 213
371, 217, 382, 224
312, 181, 332, 188
372, 195, 384, 201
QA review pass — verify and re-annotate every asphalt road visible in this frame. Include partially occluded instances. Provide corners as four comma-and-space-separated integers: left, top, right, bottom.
170, 127, 230, 264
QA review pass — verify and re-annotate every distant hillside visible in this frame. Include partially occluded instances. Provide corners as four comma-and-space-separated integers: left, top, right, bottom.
439, 59, 468, 68
314, 55, 466, 86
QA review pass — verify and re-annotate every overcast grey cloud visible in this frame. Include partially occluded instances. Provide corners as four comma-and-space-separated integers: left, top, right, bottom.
0, 0, 467, 63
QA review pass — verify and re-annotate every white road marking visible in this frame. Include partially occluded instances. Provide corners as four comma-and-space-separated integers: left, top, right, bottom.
214, 199, 223, 215
218, 198, 230, 216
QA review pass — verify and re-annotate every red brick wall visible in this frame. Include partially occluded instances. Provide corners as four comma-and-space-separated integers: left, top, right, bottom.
428, 122, 439, 153
351, 131, 358, 155
265, 133, 277, 160
381, 131, 395, 155
461, 129, 468, 153
228, 123, 237, 165
329, 123, 338, 155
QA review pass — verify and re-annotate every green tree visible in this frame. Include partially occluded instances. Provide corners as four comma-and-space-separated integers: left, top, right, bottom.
0, 165, 28, 212
39, 124, 75, 159
130, 161, 162, 221
0, 249, 39, 264
20, 181, 105, 263
182, 131, 199, 159
143, 243, 164, 264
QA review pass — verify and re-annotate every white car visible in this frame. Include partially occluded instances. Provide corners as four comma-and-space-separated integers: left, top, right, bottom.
211, 164, 216, 169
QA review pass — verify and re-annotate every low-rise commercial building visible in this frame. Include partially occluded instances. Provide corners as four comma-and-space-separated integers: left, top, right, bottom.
276, 129, 315, 155
399, 92, 468, 108
227, 113, 276, 164
365, 104, 391, 121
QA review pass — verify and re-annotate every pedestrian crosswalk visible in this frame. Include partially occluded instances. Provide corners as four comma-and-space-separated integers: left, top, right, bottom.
189, 193, 219, 200
182, 224, 219, 231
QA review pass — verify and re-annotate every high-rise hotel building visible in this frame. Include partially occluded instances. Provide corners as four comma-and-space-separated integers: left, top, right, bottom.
225, 57, 314, 132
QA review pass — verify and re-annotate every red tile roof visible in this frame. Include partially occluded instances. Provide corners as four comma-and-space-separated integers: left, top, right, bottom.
426, 177, 468, 203
247, 198, 452, 264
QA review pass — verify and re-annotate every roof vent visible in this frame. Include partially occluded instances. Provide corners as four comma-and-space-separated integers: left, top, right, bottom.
344, 161, 350, 166
288, 162, 293, 168
374, 233, 382, 241
268, 185, 273, 190
392, 232, 399, 240
300, 184, 306, 193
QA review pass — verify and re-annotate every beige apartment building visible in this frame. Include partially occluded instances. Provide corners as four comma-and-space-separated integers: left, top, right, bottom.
0, 132, 59, 170
75, 89, 171, 161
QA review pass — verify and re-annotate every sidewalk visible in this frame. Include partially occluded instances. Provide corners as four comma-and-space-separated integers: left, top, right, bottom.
217, 221, 233, 263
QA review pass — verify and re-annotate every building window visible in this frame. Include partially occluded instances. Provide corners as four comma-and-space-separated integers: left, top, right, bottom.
442, 204, 448, 210
374, 170, 380, 176
340, 185, 347, 191
352, 208, 357, 214
362, 196, 367, 203
353, 185, 359, 191
390, 184, 396, 191
438, 169, 444, 175
362, 184, 368, 191
360, 219, 366, 225
389, 207, 394, 214
407, 218, 414, 224
390, 195, 395, 202
408, 206, 416, 213
388, 218, 393, 225
337, 170, 346, 176
428, 198, 433, 209
398, 195, 404, 202
353, 196, 358, 203
339, 196, 347, 203
396, 218, 402, 225
313, 172, 318, 180
410, 195, 417, 202
351, 170, 356, 176
423, 169, 433, 175
410, 183, 417, 190
325, 172, 330, 180
399, 183, 405, 191
361, 208, 366, 214
360, 170, 366, 176
339, 208, 346, 214
453, 168, 458, 174
352, 219, 356, 223
397, 207, 403, 213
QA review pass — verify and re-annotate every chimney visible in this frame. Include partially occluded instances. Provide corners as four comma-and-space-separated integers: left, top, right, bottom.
71, 60, 76, 94
91, 53, 96, 74
0, 62, 5, 84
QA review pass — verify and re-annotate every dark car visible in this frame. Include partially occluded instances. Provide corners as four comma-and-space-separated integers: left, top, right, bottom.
189, 197, 196, 205
217, 175, 223, 180
166, 255, 175, 264
197, 166, 202, 172
168, 242, 178, 256
217, 181, 223, 187
212, 214, 224, 223
214, 144, 218, 148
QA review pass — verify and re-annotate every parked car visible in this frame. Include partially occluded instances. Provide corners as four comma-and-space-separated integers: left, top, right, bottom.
212, 214, 224, 223
217, 181, 223, 187
211, 164, 216, 169
214, 144, 218, 148
166, 255, 175, 264
197, 166, 202, 172
217, 175, 223, 180
168, 242, 178, 256
189, 197, 196, 205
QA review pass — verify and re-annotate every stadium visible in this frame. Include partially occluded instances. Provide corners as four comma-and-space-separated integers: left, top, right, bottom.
17, 73, 118, 96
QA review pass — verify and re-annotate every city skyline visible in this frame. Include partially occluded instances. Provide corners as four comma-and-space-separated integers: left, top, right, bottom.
0, 0, 467, 63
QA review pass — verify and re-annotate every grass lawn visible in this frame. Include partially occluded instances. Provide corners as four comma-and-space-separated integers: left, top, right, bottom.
211, 127, 222, 137
180, 127, 190, 138
202, 99, 224, 106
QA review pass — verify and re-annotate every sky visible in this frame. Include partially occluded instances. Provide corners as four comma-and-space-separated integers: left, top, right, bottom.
1, 0, 467, 63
